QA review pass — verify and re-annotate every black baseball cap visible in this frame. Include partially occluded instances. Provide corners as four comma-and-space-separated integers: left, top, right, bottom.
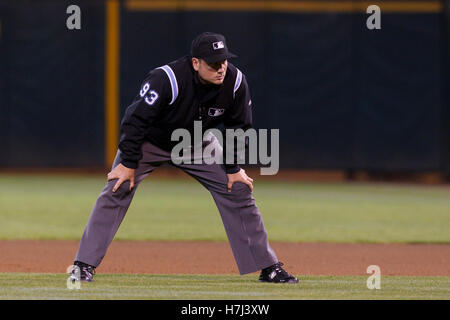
191, 32, 237, 63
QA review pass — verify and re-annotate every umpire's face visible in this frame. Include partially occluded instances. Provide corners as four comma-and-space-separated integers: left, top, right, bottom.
192, 58, 228, 85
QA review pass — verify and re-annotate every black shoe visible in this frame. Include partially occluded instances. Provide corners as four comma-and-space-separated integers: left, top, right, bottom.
69, 261, 96, 282
258, 262, 299, 283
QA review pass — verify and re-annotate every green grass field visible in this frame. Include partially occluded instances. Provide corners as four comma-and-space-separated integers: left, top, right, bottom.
0, 174, 449, 243
0, 173, 449, 300
1, 273, 449, 300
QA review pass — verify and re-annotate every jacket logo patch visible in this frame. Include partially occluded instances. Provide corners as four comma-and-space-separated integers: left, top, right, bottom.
208, 108, 225, 117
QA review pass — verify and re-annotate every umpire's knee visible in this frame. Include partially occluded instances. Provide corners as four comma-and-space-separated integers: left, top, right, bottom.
228, 182, 253, 198
107, 180, 133, 198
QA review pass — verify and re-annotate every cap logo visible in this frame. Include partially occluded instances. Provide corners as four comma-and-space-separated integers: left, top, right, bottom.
212, 41, 225, 50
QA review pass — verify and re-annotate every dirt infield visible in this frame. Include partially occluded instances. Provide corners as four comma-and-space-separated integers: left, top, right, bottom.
1, 240, 449, 276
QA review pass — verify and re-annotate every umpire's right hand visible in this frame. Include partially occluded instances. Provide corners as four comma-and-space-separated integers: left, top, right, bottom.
107, 163, 136, 192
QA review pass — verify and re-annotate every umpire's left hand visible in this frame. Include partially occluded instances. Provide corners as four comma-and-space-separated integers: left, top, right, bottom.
227, 169, 254, 193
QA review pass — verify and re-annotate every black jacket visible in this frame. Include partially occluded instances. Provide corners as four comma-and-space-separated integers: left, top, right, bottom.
118, 55, 253, 174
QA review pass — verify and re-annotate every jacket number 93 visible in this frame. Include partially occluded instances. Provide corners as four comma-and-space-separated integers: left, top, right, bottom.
140, 82, 159, 106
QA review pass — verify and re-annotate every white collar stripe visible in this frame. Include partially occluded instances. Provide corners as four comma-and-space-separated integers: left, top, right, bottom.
233, 69, 242, 98
157, 65, 178, 105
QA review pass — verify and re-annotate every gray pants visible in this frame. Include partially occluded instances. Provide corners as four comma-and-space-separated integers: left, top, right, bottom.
75, 137, 278, 275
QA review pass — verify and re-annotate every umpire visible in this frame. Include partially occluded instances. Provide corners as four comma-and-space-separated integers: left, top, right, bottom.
69, 32, 298, 284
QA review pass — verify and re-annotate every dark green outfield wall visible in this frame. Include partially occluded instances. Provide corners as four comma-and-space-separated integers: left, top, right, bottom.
1, 0, 449, 174
0, 0, 105, 167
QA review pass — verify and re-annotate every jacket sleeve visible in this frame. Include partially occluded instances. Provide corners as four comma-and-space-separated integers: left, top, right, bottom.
222, 74, 253, 174
118, 69, 170, 169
